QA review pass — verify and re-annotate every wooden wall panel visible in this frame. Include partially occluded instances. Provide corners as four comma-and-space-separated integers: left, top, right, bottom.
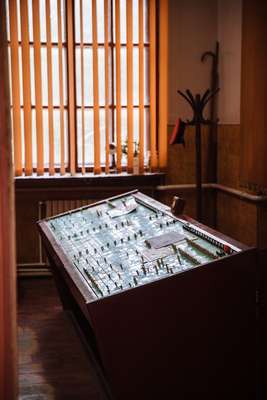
16, 200, 40, 264
257, 206, 267, 249
217, 125, 240, 189
216, 124, 257, 246
217, 192, 257, 247
240, 0, 267, 192
166, 125, 210, 185
167, 124, 241, 189
0, 1, 17, 398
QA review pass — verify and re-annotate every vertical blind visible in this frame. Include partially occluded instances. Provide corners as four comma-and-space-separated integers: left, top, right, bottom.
6, 0, 168, 176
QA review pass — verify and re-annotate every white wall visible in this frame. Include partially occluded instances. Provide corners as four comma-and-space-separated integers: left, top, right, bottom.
168, 0, 242, 125
168, 0, 218, 124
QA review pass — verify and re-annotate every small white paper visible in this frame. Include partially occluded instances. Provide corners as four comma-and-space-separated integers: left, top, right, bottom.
108, 197, 138, 218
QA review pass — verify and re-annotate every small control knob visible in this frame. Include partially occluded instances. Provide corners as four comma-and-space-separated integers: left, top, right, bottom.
171, 196, 185, 216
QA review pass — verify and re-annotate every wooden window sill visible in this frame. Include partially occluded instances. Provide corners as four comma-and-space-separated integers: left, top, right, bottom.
15, 172, 166, 201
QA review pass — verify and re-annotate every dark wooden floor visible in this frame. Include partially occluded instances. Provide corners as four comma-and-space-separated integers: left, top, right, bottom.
18, 277, 108, 400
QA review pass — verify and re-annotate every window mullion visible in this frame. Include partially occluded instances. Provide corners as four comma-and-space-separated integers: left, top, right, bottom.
66, 0, 76, 175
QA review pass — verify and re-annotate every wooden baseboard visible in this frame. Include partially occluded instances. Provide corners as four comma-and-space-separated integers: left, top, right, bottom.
17, 266, 51, 277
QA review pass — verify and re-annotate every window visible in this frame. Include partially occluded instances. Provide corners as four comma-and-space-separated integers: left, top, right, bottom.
6, 0, 168, 176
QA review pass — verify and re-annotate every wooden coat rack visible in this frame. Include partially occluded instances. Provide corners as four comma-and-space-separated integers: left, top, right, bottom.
177, 87, 219, 222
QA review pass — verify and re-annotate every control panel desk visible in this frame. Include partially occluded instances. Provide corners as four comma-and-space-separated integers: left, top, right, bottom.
37, 190, 256, 399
